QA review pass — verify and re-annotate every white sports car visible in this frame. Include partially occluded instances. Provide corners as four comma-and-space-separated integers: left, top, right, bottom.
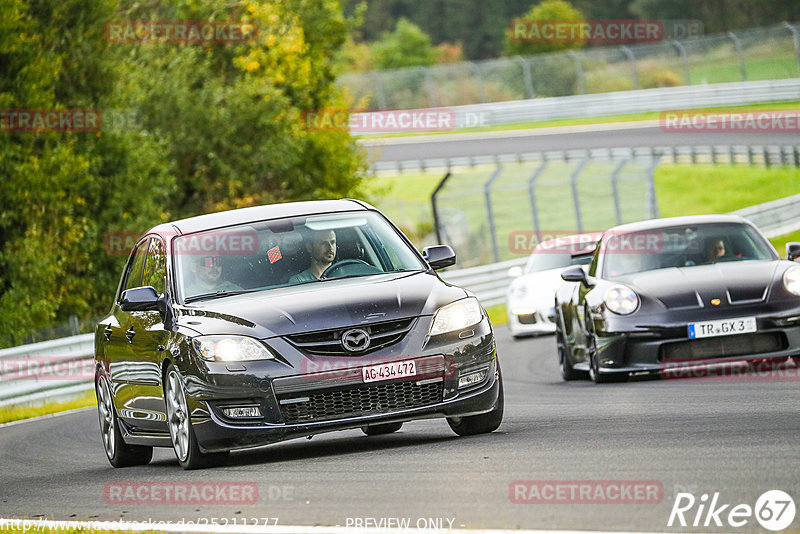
506, 233, 600, 338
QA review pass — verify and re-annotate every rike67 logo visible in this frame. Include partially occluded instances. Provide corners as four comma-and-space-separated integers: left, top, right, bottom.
668, 490, 795, 531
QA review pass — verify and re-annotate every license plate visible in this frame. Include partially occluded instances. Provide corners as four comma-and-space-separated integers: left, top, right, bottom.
688, 317, 757, 339
362, 360, 417, 383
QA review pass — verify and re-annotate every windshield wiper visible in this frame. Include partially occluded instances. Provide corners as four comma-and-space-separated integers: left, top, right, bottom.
184, 289, 258, 303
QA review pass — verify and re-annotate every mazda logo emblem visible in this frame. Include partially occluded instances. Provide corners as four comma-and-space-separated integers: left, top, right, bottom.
341, 328, 370, 352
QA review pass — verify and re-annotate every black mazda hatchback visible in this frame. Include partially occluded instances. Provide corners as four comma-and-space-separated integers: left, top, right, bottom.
94, 199, 503, 469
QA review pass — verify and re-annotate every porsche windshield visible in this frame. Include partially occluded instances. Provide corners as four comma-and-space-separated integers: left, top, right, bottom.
601, 222, 776, 277
175, 212, 425, 302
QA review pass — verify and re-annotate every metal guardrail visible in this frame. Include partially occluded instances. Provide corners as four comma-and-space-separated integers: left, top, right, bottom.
0, 333, 94, 408
358, 78, 800, 142
1, 192, 799, 408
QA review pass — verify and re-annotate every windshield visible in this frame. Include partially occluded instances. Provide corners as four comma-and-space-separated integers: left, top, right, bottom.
175, 211, 425, 302
601, 222, 776, 278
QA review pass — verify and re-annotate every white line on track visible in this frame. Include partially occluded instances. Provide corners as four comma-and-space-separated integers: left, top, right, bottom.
0, 518, 664, 534
0, 406, 94, 429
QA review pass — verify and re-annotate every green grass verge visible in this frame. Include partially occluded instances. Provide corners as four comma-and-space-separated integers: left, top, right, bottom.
769, 229, 800, 256
484, 303, 508, 327
0, 390, 96, 425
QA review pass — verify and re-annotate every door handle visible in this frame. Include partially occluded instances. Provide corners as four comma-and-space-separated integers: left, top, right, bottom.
125, 328, 136, 343
103, 326, 113, 341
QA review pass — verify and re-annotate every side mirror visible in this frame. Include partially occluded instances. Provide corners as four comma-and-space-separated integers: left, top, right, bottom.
786, 242, 800, 262
423, 245, 456, 270
120, 286, 161, 312
508, 266, 523, 278
561, 265, 588, 286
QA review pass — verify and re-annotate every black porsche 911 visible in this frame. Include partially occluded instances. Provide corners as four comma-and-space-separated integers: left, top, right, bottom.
554, 214, 800, 383
94, 199, 502, 469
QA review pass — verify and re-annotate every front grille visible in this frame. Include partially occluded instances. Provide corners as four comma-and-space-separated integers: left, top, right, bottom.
284, 318, 415, 355
278, 380, 443, 424
517, 313, 537, 325
660, 332, 786, 362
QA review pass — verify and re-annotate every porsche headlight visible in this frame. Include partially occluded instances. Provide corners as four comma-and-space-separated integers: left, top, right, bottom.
784, 266, 800, 296
429, 297, 483, 336
191, 335, 275, 362
509, 283, 527, 299
604, 285, 639, 315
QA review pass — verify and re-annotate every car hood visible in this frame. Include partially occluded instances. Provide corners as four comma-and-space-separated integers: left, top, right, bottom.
508, 268, 565, 302
176, 271, 468, 338
616, 260, 783, 309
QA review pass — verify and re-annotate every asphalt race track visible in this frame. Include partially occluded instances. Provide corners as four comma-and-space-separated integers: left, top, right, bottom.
1, 325, 799, 532
363, 122, 800, 163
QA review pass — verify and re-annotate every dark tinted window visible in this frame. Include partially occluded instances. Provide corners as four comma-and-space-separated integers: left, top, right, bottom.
122, 239, 149, 293
142, 237, 167, 294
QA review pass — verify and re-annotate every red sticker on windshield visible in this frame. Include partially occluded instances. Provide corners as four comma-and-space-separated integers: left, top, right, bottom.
267, 246, 282, 264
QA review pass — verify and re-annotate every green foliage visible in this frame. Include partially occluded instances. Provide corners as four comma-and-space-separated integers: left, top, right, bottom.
0, 0, 366, 347
504, 0, 585, 56
372, 18, 438, 70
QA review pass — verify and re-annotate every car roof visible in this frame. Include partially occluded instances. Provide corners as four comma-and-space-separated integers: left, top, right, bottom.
533, 232, 603, 253
603, 214, 751, 235
148, 199, 373, 235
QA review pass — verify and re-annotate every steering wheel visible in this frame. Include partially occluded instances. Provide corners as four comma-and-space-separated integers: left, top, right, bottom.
320, 259, 375, 280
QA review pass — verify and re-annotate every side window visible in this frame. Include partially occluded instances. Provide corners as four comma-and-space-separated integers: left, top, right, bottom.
122, 239, 149, 294
142, 237, 167, 295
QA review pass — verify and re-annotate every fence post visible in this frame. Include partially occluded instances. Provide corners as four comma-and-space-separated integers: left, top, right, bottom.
527, 160, 549, 242
784, 22, 800, 76
484, 166, 505, 263
610, 159, 628, 224
370, 72, 388, 109
671, 40, 691, 85
567, 51, 585, 94
646, 155, 662, 218
470, 61, 487, 103
727, 31, 747, 81
419, 67, 438, 108
515, 56, 535, 99
431, 171, 452, 245
620, 46, 639, 89
570, 159, 588, 232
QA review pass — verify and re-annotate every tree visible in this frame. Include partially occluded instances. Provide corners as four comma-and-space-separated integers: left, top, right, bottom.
371, 18, 438, 70
504, 0, 585, 56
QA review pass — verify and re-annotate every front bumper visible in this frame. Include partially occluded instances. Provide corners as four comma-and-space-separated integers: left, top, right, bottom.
192, 365, 500, 452
594, 313, 800, 378
507, 305, 556, 336
181, 317, 499, 453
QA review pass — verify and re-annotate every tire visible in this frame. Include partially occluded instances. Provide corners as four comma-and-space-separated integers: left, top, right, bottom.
96, 374, 153, 468
447, 365, 504, 436
556, 326, 584, 381
587, 335, 627, 384
164, 365, 229, 470
361, 422, 403, 436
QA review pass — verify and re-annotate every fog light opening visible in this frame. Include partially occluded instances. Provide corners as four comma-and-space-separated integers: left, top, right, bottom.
458, 368, 488, 389
221, 405, 262, 419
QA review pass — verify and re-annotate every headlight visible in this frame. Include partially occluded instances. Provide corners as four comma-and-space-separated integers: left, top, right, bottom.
429, 297, 483, 336
784, 266, 800, 296
604, 285, 639, 315
191, 335, 275, 362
